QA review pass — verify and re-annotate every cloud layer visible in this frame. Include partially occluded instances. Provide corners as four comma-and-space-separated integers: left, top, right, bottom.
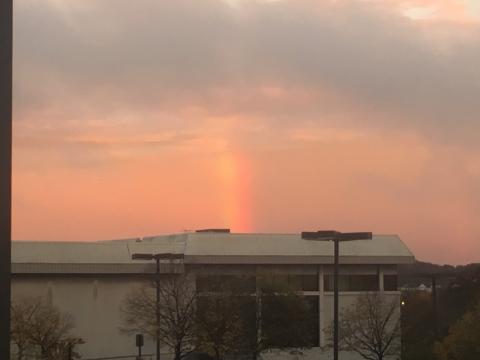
12, 0, 480, 264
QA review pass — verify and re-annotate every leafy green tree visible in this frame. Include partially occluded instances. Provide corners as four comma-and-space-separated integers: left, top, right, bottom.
196, 292, 246, 360
434, 302, 480, 360
195, 274, 315, 360
195, 275, 257, 359
242, 275, 316, 360
401, 291, 436, 360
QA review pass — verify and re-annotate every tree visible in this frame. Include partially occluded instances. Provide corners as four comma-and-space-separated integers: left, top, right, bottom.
401, 291, 436, 360
330, 292, 401, 360
195, 289, 246, 360
193, 274, 315, 360
196, 276, 249, 360
10, 297, 83, 360
242, 275, 316, 360
121, 275, 198, 360
123, 274, 315, 360
433, 301, 480, 360
10, 297, 40, 360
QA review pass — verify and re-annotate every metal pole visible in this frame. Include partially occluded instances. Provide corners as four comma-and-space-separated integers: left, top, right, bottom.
0, 1, 13, 359
156, 257, 160, 360
432, 275, 438, 339
333, 239, 339, 360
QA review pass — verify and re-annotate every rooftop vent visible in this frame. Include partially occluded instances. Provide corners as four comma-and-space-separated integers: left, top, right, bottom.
196, 228, 231, 233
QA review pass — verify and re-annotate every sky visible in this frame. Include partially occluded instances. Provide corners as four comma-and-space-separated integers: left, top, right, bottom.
12, 0, 480, 265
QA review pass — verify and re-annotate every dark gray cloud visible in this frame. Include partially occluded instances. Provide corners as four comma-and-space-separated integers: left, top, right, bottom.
13, 0, 480, 143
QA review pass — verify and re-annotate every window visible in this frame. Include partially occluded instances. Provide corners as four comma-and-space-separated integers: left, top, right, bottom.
197, 274, 319, 293
324, 274, 379, 291
285, 275, 319, 291
262, 295, 319, 348
261, 274, 319, 292
196, 275, 256, 293
384, 275, 398, 291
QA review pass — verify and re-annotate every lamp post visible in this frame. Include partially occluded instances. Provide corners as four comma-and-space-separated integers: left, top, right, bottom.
302, 230, 372, 360
131, 253, 184, 360
0, 1, 12, 359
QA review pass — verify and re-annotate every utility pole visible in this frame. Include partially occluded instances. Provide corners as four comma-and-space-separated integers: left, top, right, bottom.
156, 257, 160, 360
0, 1, 13, 359
431, 275, 438, 339
333, 238, 339, 359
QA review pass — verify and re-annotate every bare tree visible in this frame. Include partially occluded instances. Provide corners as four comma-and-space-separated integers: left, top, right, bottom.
10, 298, 40, 360
121, 276, 198, 360
328, 292, 401, 360
10, 297, 83, 360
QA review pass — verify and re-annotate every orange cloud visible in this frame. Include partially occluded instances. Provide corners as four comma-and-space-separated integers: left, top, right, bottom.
12, 0, 480, 265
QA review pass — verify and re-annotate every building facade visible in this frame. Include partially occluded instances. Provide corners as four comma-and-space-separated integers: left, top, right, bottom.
11, 231, 415, 359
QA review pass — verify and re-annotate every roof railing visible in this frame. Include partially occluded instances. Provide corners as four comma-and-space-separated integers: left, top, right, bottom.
195, 228, 231, 233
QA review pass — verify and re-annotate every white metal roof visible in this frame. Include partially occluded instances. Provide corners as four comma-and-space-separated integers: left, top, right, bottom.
182, 233, 413, 258
12, 232, 414, 273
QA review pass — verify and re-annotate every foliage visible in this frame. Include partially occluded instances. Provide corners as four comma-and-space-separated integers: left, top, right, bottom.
241, 275, 316, 360
121, 276, 198, 360
10, 297, 83, 360
433, 302, 480, 360
123, 274, 315, 360
399, 262, 480, 360
195, 280, 248, 360
330, 292, 400, 360
401, 291, 436, 360
437, 270, 480, 332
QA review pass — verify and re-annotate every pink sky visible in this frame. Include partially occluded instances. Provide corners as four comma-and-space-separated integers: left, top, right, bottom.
12, 0, 480, 264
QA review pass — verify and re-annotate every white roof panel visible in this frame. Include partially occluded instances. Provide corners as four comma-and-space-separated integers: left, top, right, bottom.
12, 232, 414, 268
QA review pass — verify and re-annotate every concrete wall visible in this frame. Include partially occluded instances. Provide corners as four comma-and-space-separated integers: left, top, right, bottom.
12, 276, 156, 359
11, 264, 401, 360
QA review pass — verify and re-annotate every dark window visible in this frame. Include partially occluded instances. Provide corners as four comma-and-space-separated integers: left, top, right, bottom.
197, 274, 318, 293
384, 275, 398, 291
196, 275, 256, 293
324, 274, 379, 291
262, 295, 319, 348
301, 275, 319, 291
261, 274, 318, 292
196, 291, 319, 349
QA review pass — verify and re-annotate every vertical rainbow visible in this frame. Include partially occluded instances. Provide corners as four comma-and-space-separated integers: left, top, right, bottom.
216, 150, 253, 232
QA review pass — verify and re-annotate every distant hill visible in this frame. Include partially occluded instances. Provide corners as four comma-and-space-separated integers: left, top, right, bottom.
398, 261, 480, 288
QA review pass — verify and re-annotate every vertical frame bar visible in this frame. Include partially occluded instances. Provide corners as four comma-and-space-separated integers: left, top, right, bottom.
432, 275, 438, 339
318, 265, 325, 347
333, 239, 339, 360
0, 0, 13, 358
156, 258, 161, 360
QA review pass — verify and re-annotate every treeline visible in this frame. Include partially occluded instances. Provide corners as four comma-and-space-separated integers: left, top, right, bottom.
400, 261, 480, 359
121, 275, 317, 360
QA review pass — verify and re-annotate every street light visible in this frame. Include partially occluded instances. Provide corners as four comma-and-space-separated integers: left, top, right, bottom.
131, 253, 184, 360
302, 230, 372, 360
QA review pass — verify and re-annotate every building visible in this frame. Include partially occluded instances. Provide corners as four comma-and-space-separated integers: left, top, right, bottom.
12, 230, 415, 359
